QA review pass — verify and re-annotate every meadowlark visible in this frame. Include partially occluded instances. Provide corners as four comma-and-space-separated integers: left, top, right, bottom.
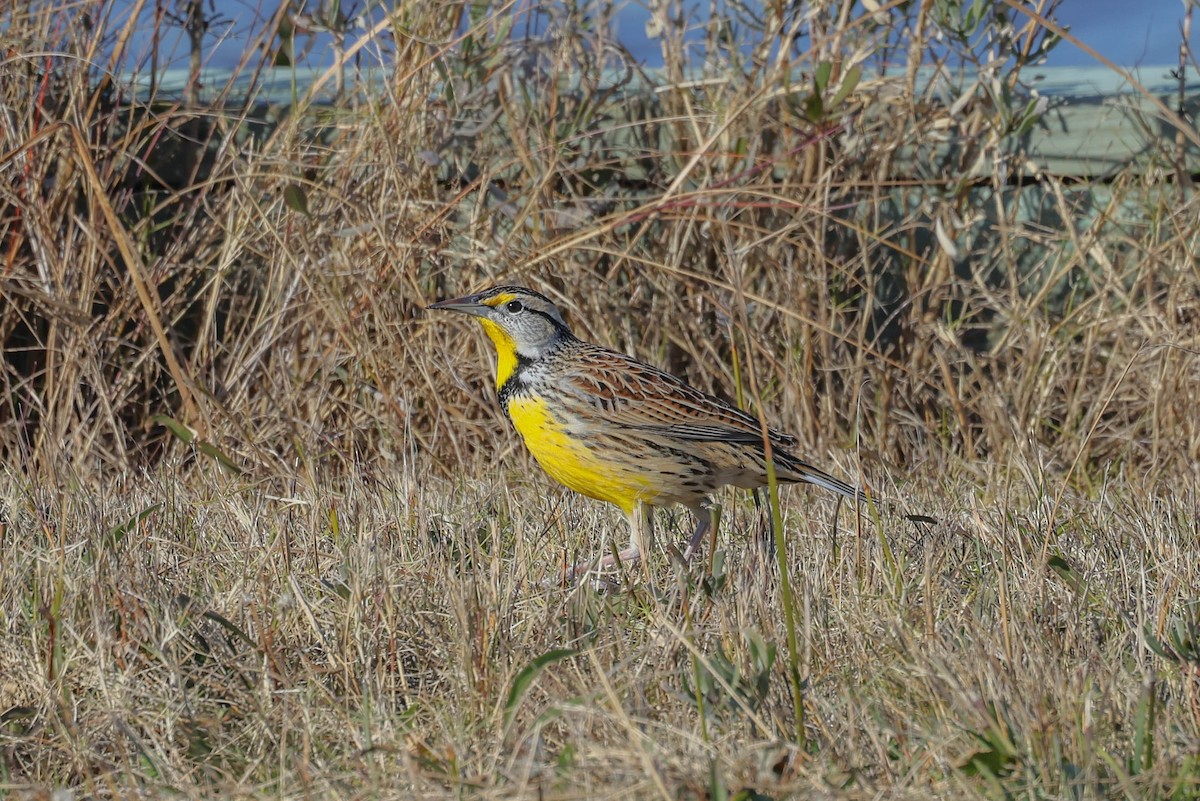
428, 285, 867, 579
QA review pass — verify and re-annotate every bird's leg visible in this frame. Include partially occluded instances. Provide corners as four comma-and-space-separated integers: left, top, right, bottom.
597, 503, 651, 574
752, 487, 776, 561
632, 501, 654, 584
682, 503, 713, 562
558, 503, 650, 584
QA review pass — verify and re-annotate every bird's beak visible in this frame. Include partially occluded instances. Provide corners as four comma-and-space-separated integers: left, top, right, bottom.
427, 293, 488, 317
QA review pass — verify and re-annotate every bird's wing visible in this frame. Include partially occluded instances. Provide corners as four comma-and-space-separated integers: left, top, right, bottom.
560, 344, 799, 449
621, 422, 777, 444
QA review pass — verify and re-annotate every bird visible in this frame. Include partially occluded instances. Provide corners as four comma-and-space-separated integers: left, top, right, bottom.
427, 285, 868, 581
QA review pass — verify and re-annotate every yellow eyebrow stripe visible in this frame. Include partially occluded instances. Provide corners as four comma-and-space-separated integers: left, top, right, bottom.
482, 292, 516, 307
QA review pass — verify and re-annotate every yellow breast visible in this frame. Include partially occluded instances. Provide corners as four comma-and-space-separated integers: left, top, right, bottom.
505, 395, 648, 515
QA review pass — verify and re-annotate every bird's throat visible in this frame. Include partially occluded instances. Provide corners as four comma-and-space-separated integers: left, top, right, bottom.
479, 318, 521, 392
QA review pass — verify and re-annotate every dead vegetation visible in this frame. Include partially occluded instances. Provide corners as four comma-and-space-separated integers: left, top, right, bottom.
1, 0, 1199, 797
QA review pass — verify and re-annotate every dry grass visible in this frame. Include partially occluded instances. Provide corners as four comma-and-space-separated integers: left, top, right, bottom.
2, 0, 1200, 797
2, 464, 1198, 798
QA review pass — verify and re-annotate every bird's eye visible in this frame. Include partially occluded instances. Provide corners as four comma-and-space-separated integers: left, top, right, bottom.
505, 300, 524, 313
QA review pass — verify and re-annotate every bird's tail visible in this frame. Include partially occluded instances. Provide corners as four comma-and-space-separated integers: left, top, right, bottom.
777, 453, 870, 503
778, 452, 940, 526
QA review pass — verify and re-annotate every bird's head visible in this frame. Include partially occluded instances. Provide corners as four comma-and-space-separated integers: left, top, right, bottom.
428, 286, 573, 371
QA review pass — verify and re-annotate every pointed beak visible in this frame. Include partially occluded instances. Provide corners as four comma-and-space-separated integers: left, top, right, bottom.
427, 292, 488, 317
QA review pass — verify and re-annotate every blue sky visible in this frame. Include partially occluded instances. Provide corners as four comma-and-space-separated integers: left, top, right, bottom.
108, 0, 1196, 72
1061, 0, 1191, 65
